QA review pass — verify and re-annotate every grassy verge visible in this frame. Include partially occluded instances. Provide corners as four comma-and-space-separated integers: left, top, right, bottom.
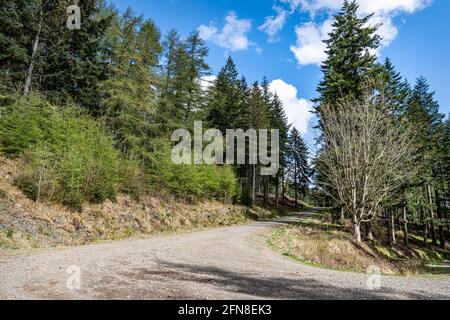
268, 212, 450, 276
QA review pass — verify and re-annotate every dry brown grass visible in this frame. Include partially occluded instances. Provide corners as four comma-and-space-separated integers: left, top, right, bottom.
267, 215, 443, 276
0, 157, 274, 251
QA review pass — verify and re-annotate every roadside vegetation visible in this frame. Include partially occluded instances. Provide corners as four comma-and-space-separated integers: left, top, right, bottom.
269, 211, 450, 276
0, 154, 282, 250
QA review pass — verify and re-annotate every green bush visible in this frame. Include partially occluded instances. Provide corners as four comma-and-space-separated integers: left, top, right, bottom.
119, 158, 148, 200
0, 97, 56, 156
150, 144, 237, 201
1, 97, 119, 211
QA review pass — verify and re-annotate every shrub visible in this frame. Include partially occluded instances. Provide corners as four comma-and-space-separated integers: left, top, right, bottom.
149, 143, 237, 201
119, 158, 148, 200
0, 97, 56, 156
1, 97, 119, 211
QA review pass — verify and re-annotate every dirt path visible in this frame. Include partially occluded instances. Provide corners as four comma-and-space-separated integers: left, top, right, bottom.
0, 211, 449, 300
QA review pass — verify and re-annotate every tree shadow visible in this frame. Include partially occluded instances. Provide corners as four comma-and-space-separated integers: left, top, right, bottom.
121, 259, 447, 300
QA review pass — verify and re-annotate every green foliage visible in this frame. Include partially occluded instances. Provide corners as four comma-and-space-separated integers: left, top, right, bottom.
118, 158, 148, 200
0, 97, 119, 210
100, 8, 162, 161
316, 0, 381, 106
0, 97, 55, 156
149, 143, 237, 201
205, 56, 241, 132
0, 0, 40, 95
287, 128, 310, 198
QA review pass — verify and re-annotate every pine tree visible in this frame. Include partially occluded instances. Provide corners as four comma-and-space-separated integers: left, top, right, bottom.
287, 128, 310, 206
0, 0, 41, 96
100, 7, 162, 161
31, 0, 112, 111
381, 58, 410, 114
205, 56, 240, 132
161, 29, 181, 95
183, 31, 210, 121
316, 0, 381, 107
269, 93, 290, 206
405, 77, 446, 246
169, 31, 210, 123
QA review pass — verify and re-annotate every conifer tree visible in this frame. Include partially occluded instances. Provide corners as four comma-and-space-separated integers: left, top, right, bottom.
35, 0, 112, 110
405, 77, 446, 246
269, 93, 290, 206
205, 56, 240, 132
287, 128, 310, 206
316, 0, 381, 107
101, 7, 162, 161
381, 58, 410, 114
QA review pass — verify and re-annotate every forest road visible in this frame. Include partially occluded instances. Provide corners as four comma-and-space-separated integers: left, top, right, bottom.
0, 210, 449, 300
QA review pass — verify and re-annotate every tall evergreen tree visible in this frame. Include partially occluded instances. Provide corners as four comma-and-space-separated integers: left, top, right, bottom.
288, 128, 310, 206
34, 0, 112, 111
0, 0, 41, 96
381, 58, 410, 114
316, 0, 381, 107
269, 93, 290, 206
205, 56, 240, 132
100, 7, 162, 161
405, 77, 446, 246
183, 31, 210, 120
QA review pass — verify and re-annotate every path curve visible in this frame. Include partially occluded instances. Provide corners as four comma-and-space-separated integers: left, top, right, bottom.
0, 211, 449, 300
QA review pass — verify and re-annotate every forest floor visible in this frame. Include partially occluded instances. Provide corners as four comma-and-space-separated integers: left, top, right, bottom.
0, 210, 448, 300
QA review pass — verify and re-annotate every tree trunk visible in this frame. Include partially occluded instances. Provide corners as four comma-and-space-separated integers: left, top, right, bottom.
427, 185, 437, 246
294, 166, 298, 207
403, 207, 409, 247
275, 173, 279, 209
265, 177, 269, 205
391, 213, 396, 245
251, 165, 256, 203
365, 222, 374, 241
24, 6, 43, 96
354, 221, 362, 243
435, 188, 446, 250
387, 212, 392, 245
281, 169, 286, 205
340, 207, 345, 225
423, 218, 428, 247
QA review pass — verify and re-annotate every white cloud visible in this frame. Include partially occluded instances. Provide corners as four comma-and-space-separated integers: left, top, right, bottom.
199, 75, 217, 91
258, 7, 289, 42
269, 79, 314, 134
368, 14, 398, 48
290, 19, 333, 66
198, 12, 252, 52
282, 0, 430, 14
283, 0, 431, 66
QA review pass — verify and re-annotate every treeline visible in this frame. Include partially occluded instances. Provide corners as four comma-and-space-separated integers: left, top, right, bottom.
313, 1, 449, 247
0, 0, 310, 209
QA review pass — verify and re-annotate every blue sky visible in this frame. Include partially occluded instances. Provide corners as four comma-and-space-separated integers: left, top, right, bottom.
111, 0, 449, 150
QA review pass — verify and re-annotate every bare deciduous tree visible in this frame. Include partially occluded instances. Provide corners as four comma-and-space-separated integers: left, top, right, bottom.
316, 94, 415, 243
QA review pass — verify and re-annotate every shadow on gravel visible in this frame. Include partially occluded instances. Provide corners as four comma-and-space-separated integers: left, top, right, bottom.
133, 260, 446, 300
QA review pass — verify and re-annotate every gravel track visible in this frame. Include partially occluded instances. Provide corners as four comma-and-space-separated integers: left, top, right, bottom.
0, 211, 449, 300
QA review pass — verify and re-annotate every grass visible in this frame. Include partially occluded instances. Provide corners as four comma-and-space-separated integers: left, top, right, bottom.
269, 213, 450, 276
